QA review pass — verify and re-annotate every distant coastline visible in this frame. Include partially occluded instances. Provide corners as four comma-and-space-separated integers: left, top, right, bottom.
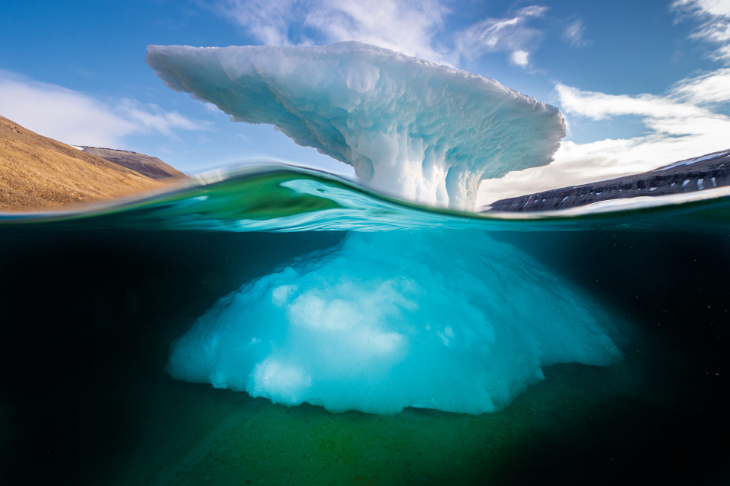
486, 149, 730, 212
77, 146, 185, 180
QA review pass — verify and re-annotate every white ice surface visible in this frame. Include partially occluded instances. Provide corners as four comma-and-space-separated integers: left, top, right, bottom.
146, 42, 565, 210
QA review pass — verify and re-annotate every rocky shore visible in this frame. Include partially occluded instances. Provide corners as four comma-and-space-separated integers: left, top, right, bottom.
486, 149, 730, 212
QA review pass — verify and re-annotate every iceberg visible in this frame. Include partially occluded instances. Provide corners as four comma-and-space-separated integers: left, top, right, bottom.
154, 43, 619, 416
146, 42, 565, 210
167, 230, 621, 415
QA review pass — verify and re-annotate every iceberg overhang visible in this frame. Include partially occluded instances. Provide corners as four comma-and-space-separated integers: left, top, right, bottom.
146, 42, 565, 210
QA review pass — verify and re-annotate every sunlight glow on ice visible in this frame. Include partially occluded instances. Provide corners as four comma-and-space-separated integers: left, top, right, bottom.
166, 231, 621, 415
147, 42, 565, 210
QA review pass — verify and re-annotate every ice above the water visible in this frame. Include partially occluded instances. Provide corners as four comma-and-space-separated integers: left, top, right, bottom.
146, 42, 565, 210
167, 230, 621, 415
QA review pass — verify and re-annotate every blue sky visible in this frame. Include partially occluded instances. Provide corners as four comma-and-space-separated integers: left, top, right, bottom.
1, 0, 729, 202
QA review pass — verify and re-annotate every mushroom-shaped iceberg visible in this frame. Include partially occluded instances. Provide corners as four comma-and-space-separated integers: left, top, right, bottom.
146, 42, 565, 210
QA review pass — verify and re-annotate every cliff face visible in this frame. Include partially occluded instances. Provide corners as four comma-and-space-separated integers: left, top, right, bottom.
0, 115, 171, 212
79, 146, 185, 180
486, 149, 730, 212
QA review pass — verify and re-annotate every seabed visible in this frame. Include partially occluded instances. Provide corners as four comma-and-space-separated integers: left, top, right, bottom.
2, 224, 728, 485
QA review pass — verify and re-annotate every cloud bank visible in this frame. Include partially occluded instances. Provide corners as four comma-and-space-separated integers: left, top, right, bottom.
207, 0, 556, 68
209, 0, 452, 65
0, 71, 204, 148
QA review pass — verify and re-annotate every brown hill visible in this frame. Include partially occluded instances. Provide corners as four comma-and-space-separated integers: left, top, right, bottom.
79, 146, 185, 180
0, 115, 177, 212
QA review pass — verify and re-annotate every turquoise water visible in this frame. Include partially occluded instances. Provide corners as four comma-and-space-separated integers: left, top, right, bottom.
1, 164, 729, 484
5, 164, 730, 231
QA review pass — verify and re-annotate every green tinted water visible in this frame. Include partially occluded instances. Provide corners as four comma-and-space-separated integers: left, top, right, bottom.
1, 164, 728, 485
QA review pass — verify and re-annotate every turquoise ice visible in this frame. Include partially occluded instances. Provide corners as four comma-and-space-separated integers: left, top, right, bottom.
167, 230, 621, 415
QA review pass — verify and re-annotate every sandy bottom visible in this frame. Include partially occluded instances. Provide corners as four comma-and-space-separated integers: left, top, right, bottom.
100, 322, 678, 486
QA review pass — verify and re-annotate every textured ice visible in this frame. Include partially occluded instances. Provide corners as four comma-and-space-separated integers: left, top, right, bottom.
167, 230, 621, 415
146, 42, 565, 210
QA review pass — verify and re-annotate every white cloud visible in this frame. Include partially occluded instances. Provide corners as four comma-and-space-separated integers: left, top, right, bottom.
0, 71, 205, 148
454, 6, 548, 67
672, 0, 730, 61
208, 1, 557, 68
673, 0, 730, 19
209, 0, 452, 64
562, 18, 590, 48
476, 69, 730, 205
303, 0, 451, 64
206, 0, 298, 46
116, 99, 202, 135
511, 50, 530, 66
555, 84, 710, 120
670, 67, 730, 103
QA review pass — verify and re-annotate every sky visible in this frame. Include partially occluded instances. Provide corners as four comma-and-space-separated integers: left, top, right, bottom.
1, 0, 729, 204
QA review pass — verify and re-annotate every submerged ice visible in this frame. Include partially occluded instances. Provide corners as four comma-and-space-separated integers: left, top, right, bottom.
146, 42, 565, 210
167, 230, 621, 415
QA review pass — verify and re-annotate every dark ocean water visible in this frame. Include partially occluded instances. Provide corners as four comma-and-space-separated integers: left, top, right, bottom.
1, 165, 729, 485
